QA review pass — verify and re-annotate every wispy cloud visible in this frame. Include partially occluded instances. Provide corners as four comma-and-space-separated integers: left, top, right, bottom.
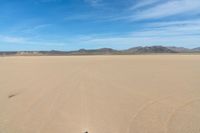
80, 0, 200, 23
2, 18, 199, 49
147, 19, 200, 27
133, 0, 200, 20
84, 0, 103, 7
22, 24, 51, 34
130, 0, 161, 10
68, 19, 200, 49
139, 19, 200, 37
0, 34, 65, 49
0, 35, 27, 44
69, 34, 200, 49
64, 14, 94, 21
1, 0, 199, 50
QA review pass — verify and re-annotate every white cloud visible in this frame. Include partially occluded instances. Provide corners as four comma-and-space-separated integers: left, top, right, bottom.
147, 19, 200, 27
68, 20, 200, 49
88, 0, 200, 23
84, 0, 102, 6
133, 0, 200, 20
0, 34, 65, 47
136, 20, 200, 37
72, 34, 200, 49
0, 35, 27, 44
64, 14, 93, 21
130, 0, 161, 10
22, 24, 51, 33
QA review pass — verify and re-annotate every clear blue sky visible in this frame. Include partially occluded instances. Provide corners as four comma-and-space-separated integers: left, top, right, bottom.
0, 0, 200, 51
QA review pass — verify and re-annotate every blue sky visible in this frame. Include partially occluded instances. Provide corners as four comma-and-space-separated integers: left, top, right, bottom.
0, 0, 200, 51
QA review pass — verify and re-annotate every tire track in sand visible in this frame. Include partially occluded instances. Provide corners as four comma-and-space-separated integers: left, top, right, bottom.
126, 96, 171, 133
25, 67, 85, 133
165, 98, 200, 133
4, 65, 83, 133
37, 63, 89, 133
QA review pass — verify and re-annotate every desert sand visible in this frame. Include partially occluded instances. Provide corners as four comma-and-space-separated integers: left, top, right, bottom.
0, 55, 200, 133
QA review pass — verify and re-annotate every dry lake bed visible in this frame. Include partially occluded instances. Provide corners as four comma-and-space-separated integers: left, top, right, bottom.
0, 55, 200, 133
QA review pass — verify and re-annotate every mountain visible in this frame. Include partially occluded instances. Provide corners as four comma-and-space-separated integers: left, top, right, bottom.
0, 51, 18, 56
1, 46, 200, 56
67, 48, 120, 55
167, 47, 192, 53
124, 46, 178, 54
192, 47, 200, 52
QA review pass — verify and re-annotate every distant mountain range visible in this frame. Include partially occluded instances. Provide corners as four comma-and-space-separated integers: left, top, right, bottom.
0, 46, 200, 56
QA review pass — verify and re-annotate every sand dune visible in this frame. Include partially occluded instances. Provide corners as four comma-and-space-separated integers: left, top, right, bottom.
0, 55, 200, 133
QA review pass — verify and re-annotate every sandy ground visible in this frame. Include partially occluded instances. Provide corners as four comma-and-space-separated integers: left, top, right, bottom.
0, 55, 200, 133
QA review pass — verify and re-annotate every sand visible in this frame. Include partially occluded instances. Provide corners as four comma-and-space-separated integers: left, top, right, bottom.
0, 55, 200, 133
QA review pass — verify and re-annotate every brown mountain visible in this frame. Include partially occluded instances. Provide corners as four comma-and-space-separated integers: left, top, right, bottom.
123, 46, 178, 54
0, 46, 200, 56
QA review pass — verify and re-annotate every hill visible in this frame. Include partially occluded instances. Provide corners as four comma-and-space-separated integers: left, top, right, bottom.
0, 46, 199, 56
123, 46, 177, 54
